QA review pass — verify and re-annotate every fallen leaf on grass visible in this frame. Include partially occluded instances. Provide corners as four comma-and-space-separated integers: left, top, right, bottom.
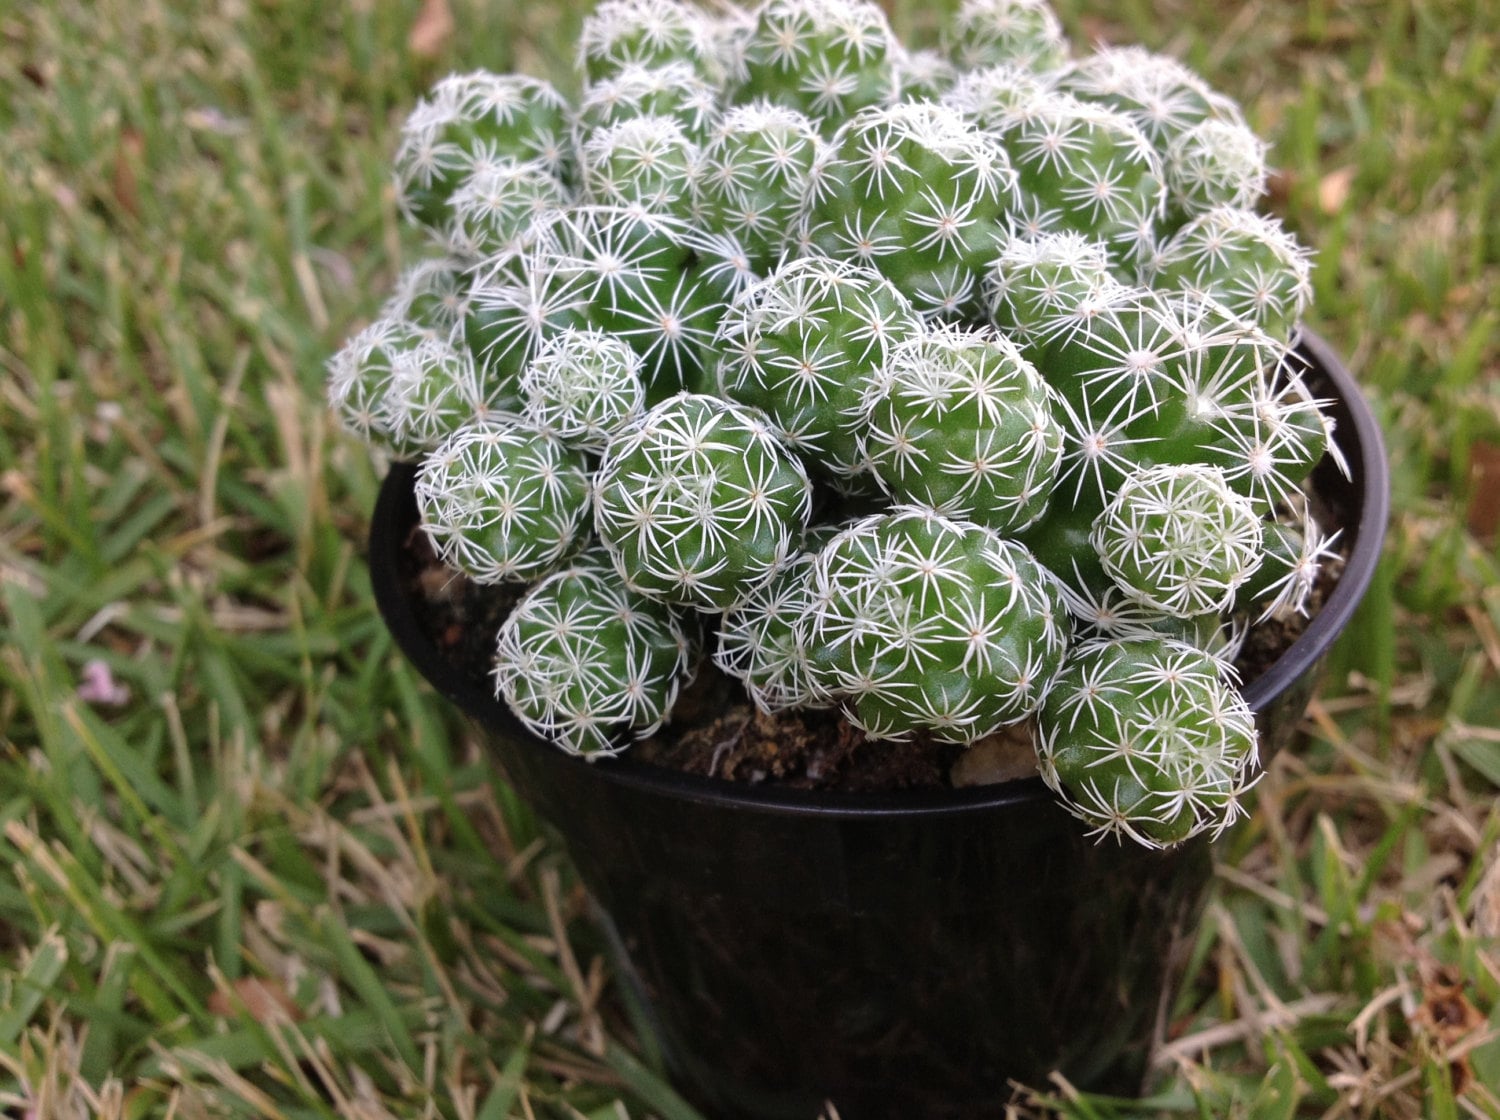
111, 127, 144, 218
409, 0, 454, 60
1318, 166, 1356, 215
1466, 441, 1500, 542
1410, 957, 1487, 1096
207, 977, 302, 1024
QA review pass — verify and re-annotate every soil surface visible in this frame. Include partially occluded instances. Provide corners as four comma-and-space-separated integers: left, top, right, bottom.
400, 506, 1346, 792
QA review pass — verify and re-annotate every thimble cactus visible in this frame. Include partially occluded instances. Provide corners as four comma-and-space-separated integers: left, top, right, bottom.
579, 115, 700, 220
984, 231, 1113, 347
714, 256, 923, 484
577, 0, 722, 84
592, 393, 814, 611
1161, 118, 1268, 229
494, 555, 698, 756
945, 0, 1068, 72
393, 72, 571, 232
446, 161, 570, 262
692, 102, 823, 272
861, 326, 1063, 532
1091, 463, 1263, 618
574, 61, 720, 144
415, 420, 593, 584
728, 0, 898, 131
521, 328, 647, 452
805, 507, 1068, 742
1035, 637, 1258, 846
327, 0, 1346, 850
984, 92, 1165, 273
1150, 206, 1314, 340
714, 551, 827, 712
1056, 46, 1244, 151
805, 101, 1019, 319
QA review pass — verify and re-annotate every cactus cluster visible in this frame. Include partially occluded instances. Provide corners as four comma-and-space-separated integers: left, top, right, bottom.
329, 0, 1340, 848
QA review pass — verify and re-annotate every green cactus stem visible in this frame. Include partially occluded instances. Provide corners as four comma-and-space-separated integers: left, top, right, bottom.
414, 419, 593, 583
494, 553, 699, 756
592, 392, 814, 611
1035, 636, 1259, 846
805, 506, 1068, 742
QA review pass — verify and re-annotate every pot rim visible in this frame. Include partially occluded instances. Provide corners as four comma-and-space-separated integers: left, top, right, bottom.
370, 329, 1389, 821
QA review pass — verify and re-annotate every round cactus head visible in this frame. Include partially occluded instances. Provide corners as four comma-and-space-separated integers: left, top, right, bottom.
384, 336, 506, 457
889, 48, 959, 104
1092, 462, 1264, 619
592, 393, 814, 612
714, 551, 829, 713
393, 72, 571, 232
984, 230, 1115, 346
446, 161, 570, 262
1056, 46, 1244, 151
693, 101, 823, 272
1150, 205, 1313, 340
494, 553, 699, 756
805, 506, 1069, 742
728, 0, 899, 131
520, 327, 647, 453
577, 0, 722, 84
1035, 636, 1258, 847
945, 0, 1069, 73
326, 317, 433, 448
1162, 118, 1268, 230
805, 101, 1019, 320
579, 114, 700, 221
714, 255, 924, 485
980, 90, 1165, 274
860, 325, 1064, 532
574, 61, 721, 144
382, 259, 474, 344
415, 419, 594, 583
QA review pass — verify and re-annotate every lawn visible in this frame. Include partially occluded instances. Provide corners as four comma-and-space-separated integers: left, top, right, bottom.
1, 0, 1498, 1116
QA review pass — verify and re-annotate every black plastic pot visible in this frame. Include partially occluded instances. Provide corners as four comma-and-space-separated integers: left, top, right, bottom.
370, 331, 1387, 1120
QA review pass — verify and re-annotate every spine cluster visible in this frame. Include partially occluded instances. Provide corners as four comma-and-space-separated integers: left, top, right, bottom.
328, 0, 1338, 848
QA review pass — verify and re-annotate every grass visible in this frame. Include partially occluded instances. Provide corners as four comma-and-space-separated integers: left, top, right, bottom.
0, 0, 1497, 1115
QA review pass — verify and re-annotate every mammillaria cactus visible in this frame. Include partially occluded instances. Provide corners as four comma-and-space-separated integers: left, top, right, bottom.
520, 327, 647, 452
1092, 463, 1263, 618
805, 101, 1019, 319
330, 0, 1342, 849
1150, 205, 1314, 340
577, 0, 723, 84
982, 92, 1165, 274
580, 115, 700, 219
1035, 637, 1258, 846
1161, 118, 1268, 229
692, 102, 823, 272
494, 555, 699, 756
945, 0, 1069, 72
805, 506, 1068, 742
574, 61, 721, 144
727, 0, 899, 131
714, 256, 923, 484
415, 420, 593, 583
592, 393, 814, 611
393, 72, 571, 232
861, 326, 1063, 531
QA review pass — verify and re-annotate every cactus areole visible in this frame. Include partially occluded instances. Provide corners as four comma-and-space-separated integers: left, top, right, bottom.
352, 0, 1389, 1108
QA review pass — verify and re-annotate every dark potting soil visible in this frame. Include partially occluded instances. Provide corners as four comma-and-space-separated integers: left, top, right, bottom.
398, 512, 1346, 793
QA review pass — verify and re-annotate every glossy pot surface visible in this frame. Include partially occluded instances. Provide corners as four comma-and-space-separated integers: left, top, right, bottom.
370, 331, 1387, 1120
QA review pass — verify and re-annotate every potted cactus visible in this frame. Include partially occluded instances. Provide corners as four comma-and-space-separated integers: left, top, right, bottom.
332, 0, 1389, 1114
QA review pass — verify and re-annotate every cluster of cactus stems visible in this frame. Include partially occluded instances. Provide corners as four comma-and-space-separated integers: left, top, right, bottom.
330, 0, 1343, 848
